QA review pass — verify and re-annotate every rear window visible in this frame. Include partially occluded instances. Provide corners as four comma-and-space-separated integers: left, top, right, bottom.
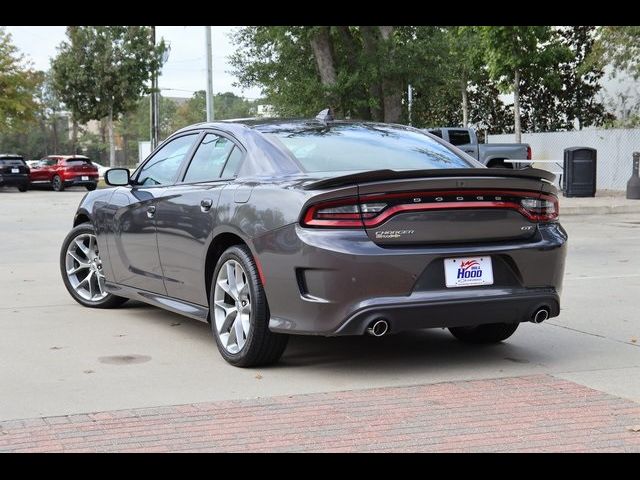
64, 158, 91, 165
447, 130, 472, 146
0, 158, 26, 166
260, 123, 472, 173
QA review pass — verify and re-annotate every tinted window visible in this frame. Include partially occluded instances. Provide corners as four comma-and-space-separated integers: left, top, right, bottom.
428, 129, 442, 138
42, 158, 57, 166
183, 134, 234, 183
261, 123, 472, 172
0, 158, 25, 166
64, 158, 91, 165
447, 130, 471, 146
220, 147, 243, 178
138, 134, 198, 186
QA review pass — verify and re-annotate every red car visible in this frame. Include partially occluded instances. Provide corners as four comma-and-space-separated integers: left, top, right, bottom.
29, 155, 99, 191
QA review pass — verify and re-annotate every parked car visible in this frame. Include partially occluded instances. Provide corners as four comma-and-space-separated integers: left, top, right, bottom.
0, 154, 30, 192
25, 160, 40, 169
425, 127, 531, 168
29, 155, 98, 191
59, 114, 567, 367
90, 162, 110, 178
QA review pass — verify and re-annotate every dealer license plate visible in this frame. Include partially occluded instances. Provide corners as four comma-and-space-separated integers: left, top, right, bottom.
11, 168, 19, 173
81, 176, 89, 181
444, 256, 494, 288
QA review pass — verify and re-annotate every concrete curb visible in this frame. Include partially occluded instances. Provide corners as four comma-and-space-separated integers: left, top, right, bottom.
562, 204, 640, 216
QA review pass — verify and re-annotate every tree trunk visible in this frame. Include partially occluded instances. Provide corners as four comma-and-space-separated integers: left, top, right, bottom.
108, 106, 116, 167
360, 26, 384, 122
51, 114, 59, 153
309, 26, 338, 112
461, 81, 469, 127
336, 26, 371, 120
514, 68, 521, 143
378, 26, 402, 123
71, 118, 78, 155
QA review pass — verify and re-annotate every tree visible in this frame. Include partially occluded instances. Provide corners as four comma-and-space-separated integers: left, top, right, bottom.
592, 26, 640, 79
51, 26, 165, 166
230, 26, 412, 122
479, 26, 570, 141
0, 27, 39, 133
517, 26, 613, 132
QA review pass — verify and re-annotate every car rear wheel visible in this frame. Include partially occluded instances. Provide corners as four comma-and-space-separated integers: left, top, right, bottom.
60, 223, 128, 309
18, 185, 28, 192
449, 322, 519, 344
210, 245, 288, 367
86, 183, 97, 191
52, 175, 64, 192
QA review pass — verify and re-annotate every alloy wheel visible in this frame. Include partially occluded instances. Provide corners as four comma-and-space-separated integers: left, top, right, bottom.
64, 233, 107, 302
213, 259, 252, 354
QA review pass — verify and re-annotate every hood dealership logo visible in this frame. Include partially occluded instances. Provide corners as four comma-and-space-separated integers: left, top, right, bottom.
375, 230, 415, 239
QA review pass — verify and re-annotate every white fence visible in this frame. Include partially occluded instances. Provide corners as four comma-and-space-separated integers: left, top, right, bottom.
489, 128, 640, 191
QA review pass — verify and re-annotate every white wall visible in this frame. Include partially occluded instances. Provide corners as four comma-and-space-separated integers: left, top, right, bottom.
489, 128, 640, 191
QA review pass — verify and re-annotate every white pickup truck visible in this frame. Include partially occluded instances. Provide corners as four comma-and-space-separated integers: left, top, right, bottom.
425, 127, 531, 168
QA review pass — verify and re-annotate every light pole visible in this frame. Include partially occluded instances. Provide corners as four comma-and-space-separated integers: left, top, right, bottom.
205, 26, 214, 122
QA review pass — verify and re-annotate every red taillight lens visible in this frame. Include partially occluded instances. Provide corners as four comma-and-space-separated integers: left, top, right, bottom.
301, 190, 559, 228
527, 145, 532, 160
520, 195, 559, 222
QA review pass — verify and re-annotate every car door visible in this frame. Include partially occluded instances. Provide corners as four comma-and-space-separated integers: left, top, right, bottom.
30, 158, 55, 182
155, 131, 245, 306
102, 132, 200, 295
447, 129, 479, 159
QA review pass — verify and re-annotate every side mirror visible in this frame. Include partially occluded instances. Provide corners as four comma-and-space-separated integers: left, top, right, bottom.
105, 168, 130, 186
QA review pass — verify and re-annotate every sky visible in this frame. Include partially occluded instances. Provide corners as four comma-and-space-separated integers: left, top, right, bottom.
5, 26, 263, 100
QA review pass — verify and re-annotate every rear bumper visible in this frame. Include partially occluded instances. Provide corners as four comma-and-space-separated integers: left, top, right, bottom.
63, 176, 98, 186
334, 288, 559, 335
256, 221, 567, 336
0, 174, 29, 187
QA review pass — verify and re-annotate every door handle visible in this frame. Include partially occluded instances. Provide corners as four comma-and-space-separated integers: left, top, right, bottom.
200, 198, 213, 212
146, 205, 156, 218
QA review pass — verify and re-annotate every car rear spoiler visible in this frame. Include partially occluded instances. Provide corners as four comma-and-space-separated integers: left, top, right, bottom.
302, 168, 556, 190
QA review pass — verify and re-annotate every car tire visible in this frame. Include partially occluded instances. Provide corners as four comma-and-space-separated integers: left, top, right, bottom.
86, 183, 97, 191
52, 175, 64, 192
60, 223, 128, 309
448, 322, 519, 344
18, 185, 28, 192
210, 244, 288, 367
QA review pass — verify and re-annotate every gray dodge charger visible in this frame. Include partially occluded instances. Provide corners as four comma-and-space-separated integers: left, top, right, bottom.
60, 113, 567, 367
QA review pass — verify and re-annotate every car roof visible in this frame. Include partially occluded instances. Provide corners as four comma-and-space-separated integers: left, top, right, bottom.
0, 154, 24, 158
46, 155, 91, 160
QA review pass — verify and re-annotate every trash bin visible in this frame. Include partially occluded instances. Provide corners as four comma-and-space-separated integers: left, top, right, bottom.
562, 147, 597, 197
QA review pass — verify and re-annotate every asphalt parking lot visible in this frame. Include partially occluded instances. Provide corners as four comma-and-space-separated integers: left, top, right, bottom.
1, 188, 640, 426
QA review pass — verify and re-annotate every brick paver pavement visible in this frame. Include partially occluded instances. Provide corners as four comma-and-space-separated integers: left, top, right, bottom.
2, 374, 640, 452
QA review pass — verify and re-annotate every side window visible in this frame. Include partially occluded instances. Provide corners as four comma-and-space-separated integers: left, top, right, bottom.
220, 147, 243, 178
138, 134, 198, 186
183, 133, 234, 183
428, 129, 442, 138
448, 130, 472, 146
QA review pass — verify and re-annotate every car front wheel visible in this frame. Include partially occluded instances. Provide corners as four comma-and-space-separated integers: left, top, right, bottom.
60, 223, 127, 308
449, 322, 519, 344
210, 245, 288, 367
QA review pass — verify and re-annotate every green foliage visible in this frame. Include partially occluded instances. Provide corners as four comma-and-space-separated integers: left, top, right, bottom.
0, 27, 39, 133
51, 26, 165, 123
593, 26, 640, 79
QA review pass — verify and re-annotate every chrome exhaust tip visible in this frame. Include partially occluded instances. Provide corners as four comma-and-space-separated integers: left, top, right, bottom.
367, 319, 389, 337
532, 307, 550, 324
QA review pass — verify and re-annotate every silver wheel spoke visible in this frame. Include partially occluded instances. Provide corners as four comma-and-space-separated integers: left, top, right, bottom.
234, 317, 245, 350
226, 262, 238, 299
67, 263, 90, 275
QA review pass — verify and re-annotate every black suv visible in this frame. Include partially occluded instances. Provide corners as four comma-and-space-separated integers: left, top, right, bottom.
0, 154, 29, 192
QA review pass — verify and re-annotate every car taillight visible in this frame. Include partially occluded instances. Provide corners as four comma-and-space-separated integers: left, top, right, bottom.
527, 145, 532, 160
302, 190, 559, 228
520, 195, 559, 222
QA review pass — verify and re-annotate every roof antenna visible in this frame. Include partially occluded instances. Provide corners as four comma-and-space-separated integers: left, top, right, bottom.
315, 108, 334, 123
